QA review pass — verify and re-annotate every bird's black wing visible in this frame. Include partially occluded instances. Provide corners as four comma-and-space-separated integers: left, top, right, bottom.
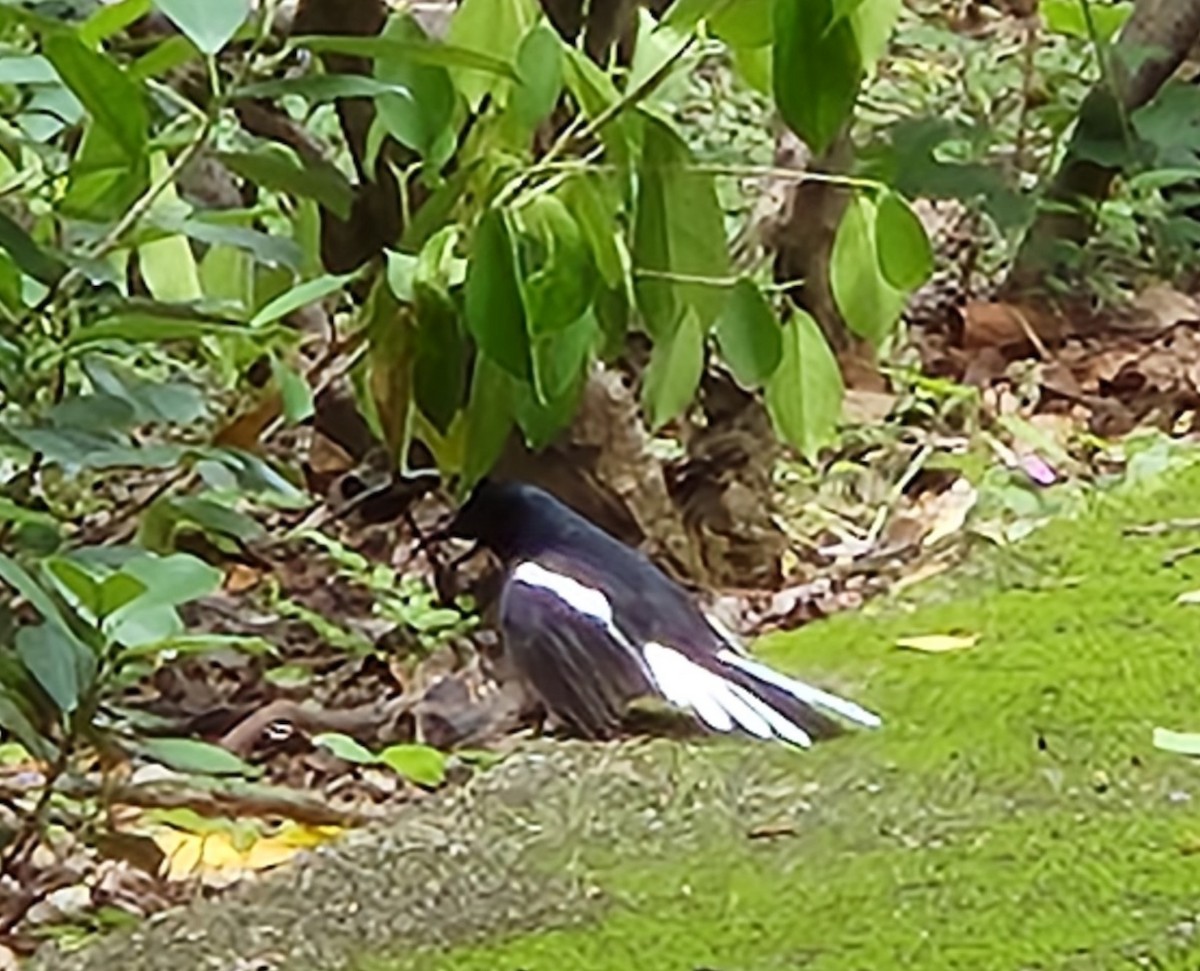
499, 564, 655, 738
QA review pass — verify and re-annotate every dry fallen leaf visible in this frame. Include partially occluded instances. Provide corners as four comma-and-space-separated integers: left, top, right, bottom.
150, 821, 342, 882
895, 633, 979, 653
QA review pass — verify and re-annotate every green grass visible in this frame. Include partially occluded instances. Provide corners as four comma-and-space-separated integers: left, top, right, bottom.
364, 464, 1200, 971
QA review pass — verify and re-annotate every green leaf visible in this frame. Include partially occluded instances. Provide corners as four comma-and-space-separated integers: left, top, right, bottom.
379, 743, 446, 787
1041, 0, 1132, 42
830, 193, 905, 345
714, 279, 783, 388
98, 572, 147, 618
850, 0, 902, 71
413, 279, 468, 434
16, 623, 92, 715
642, 311, 704, 429
531, 309, 597, 403
43, 31, 148, 160
0, 689, 57, 762
0, 210, 66, 286
633, 118, 730, 340
272, 358, 314, 424
67, 314, 262, 348
1152, 727, 1200, 757
83, 356, 206, 425
120, 553, 222, 608
82, 0, 153, 45
296, 33, 520, 79
875, 191, 933, 292
137, 737, 257, 776
217, 149, 355, 220
465, 209, 530, 378
764, 311, 843, 461
710, 0, 772, 47
45, 557, 101, 615
235, 74, 411, 102
385, 250, 418, 302
313, 732, 378, 765
515, 194, 597, 337
0, 499, 58, 530
447, 0, 537, 110
561, 174, 626, 288
463, 355, 515, 488
773, 0, 861, 156
139, 232, 202, 303
373, 15, 458, 163
153, 0, 250, 55
250, 272, 352, 327
0, 552, 69, 628
512, 24, 564, 130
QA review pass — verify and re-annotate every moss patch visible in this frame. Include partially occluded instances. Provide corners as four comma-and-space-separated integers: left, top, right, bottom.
371, 468, 1200, 970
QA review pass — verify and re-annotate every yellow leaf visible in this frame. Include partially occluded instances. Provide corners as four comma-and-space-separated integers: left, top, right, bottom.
150, 822, 342, 882
895, 633, 978, 653
1176, 590, 1200, 605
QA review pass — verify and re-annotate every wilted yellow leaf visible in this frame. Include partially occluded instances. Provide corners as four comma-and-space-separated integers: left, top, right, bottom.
150, 822, 342, 881
895, 633, 979, 653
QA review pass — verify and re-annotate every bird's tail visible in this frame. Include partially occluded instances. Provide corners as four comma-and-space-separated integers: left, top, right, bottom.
639, 617, 881, 748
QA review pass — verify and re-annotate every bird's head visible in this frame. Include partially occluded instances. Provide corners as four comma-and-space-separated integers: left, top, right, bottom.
445, 478, 540, 558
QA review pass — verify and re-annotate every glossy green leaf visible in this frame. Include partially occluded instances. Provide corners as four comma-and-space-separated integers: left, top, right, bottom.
43, 31, 148, 160
0, 552, 68, 629
45, 557, 101, 615
512, 24, 564, 130
515, 194, 597, 336
373, 16, 458, 163
465, 209, 529, 378
764, 311, 843, 461
171, 217, 302, 270
313, 732, 378, 765
217, 149, 355, 220
714, 279, 783, 388
296, 33, 519, 80
875, 191, 933, 291
81, 0, 152, 45
120, 553, 222, 608
633, 118, 730, 340
463, 355, 515, 488
153, 0, 249, 54
250, 272, 351, 327
773, 0, 861, 155
642, 311, 704, 429
234, 74, 410, 102
98, 572, 148, 618
447, 0, 537, 109
379, 743, 446, 787
850, 0, 902, 71
413, 281, 468, 434
711, 0, 771, 47
561, 175, 626, 288
67, 314, 262, 348
272, 358, 314, 424
1041, 0, 1132, 42
830, 193, 905, 345
137, 737, 257, 776
16, 623, 92, 715
139, 233, 203, 303
0, 210, 66, 285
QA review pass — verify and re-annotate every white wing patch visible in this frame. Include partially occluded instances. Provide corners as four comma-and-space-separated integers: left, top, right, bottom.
512, 561, 614, 625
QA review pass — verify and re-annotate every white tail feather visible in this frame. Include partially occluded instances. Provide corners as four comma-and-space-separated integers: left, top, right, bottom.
642, 642, 813, 747
716, 650, 882, 729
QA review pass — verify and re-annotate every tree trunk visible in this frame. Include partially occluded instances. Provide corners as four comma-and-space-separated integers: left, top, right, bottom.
1007, 0, 1200, 291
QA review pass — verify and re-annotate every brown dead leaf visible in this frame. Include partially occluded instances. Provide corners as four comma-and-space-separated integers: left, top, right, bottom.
214, 392, 283, 450
843, 389, 897, 424
961, 300, 1063, 352
1110, 285, 1200, 334
223, 563, 262, 594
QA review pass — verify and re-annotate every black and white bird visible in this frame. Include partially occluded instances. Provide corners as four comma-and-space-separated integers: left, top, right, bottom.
447, 479, 881, 747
